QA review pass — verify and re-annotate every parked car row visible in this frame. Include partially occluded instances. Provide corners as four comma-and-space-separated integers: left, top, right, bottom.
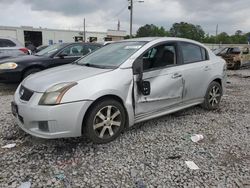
10, 37, 227, 144
0, 42, 102, 82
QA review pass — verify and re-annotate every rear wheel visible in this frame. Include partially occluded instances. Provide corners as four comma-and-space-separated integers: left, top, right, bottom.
233, 62, 241, 70
202, 81, 222, 110
23, 68, 41, 79
84, 99, 125, 144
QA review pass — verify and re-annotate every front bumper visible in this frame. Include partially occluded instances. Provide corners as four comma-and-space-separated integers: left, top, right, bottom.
0, 69, 22, 83
13, 88, 92, 139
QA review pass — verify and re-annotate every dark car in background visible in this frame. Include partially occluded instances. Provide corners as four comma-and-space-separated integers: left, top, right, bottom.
216, 46, 250, 69
34, 45, 49, 53
0, 42, 102, 83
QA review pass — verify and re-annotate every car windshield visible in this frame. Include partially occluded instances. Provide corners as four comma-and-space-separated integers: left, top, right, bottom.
76, 41, 146, 68
213, 48, 225, 55
36, 43, 64, 57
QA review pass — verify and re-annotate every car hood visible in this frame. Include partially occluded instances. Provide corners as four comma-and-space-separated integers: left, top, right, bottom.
22, 64, 113, 92
0, 55, 49, 63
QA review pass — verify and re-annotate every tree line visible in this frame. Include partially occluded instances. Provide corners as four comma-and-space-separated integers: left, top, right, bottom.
128, 22, 250, 44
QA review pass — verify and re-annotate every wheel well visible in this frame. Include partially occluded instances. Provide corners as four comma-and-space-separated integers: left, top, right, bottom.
212, 78, 223, 93
81, 95, 129, 134
22, 65, 44, 79
213, 78, 222, 86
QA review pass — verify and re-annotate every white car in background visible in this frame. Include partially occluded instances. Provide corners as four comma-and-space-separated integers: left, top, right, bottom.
0, 37, 30, 60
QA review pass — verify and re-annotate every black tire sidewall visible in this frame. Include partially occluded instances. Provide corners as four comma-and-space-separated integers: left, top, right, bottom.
84, 99, 126, 144
204, 81, 222, 110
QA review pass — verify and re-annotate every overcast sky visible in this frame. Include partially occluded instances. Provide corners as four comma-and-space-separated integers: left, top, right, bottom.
0, 0, 250, 35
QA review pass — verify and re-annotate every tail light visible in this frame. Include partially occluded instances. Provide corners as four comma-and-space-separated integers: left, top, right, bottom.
19, 48, 29, 54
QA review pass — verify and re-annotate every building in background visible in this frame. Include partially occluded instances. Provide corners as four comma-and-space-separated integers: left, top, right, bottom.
0, 26, 126, 47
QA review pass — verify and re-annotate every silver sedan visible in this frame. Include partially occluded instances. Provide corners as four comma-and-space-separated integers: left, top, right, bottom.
12, 37, 226, 144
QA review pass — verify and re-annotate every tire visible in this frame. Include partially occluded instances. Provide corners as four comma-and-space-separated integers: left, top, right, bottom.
84, 99, 126, 144
23, 68, 41, 79
233, 62, 241, 70
202, 81, 222, 110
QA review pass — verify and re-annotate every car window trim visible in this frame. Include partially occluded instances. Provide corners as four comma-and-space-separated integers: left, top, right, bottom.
53, 44, 84, 58
133, 41, 182, 74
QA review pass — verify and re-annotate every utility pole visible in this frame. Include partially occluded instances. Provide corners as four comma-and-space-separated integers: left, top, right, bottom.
215, 24, 218, 47
83, 18, 86, 42
129, 0, 133, 38
117, 20, 120, 31
128, 0, 144, 38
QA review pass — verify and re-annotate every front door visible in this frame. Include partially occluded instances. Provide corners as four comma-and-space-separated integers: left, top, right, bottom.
53, 44, 91, 66
133, 42, 184, 117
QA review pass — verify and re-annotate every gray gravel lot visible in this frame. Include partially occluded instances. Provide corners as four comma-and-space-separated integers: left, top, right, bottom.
0, 69, 250, 188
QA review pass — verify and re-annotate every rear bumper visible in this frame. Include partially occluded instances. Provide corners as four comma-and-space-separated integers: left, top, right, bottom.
13, 89, 92, 139
0, 70, 22, 83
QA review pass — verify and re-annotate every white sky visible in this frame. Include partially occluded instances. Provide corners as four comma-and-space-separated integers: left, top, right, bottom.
1, 0, 250, 35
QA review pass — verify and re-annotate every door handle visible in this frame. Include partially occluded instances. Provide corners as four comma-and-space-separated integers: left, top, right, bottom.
204, 66, 210, 71
172, 73, 182, 79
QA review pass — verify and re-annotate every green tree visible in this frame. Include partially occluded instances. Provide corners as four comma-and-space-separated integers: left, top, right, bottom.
235, 30, 243, 36
136, 24, 169, 37
217, 32, 232, 44
169, 22, 205, 42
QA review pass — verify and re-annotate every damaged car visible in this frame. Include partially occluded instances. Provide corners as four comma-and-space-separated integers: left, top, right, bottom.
12, 37, 226, 144
216, 46, 250, 69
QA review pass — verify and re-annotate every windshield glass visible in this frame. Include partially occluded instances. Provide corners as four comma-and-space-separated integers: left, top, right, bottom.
36, 43, 64, 57
76, 41, 146, 68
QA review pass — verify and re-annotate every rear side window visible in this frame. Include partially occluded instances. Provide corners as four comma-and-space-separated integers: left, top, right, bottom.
0, 39, 16, 47
180, 42, 208, 64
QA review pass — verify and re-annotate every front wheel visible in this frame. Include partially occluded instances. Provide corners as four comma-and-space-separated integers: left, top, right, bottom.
202, 81, 222, 110
84, 99, 126, 144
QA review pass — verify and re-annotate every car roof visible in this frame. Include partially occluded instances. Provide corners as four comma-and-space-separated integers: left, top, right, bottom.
118, 37, 207, 47
0, 36, 24, 47
62, 42, 102, 46
121, 37, 202, 43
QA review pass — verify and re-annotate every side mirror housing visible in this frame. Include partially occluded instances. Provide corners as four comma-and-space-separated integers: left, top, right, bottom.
58, 53, 68, 59
133, 58, 151, 96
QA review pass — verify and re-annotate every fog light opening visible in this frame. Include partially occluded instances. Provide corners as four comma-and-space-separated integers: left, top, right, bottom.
38, 121, 49, 132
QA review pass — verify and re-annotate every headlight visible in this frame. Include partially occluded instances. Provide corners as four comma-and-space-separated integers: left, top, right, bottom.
39, 82, 77, 105
0, 62, 18, 70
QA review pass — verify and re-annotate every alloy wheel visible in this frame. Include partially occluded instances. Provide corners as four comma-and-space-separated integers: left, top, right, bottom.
93, 105, 122, 139
209, 85, 221, 107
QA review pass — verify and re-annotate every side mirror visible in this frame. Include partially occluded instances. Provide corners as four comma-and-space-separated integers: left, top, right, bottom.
133, 58, 151, 96
58, 53, 68, 59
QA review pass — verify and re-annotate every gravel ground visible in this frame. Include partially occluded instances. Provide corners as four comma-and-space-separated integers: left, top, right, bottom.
0, 68, 250, 188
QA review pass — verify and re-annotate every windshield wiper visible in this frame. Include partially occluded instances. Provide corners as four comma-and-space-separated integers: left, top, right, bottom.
82, 63, 114, 69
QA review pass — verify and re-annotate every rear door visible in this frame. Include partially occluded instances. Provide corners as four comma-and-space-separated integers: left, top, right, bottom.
133, 42, 184, 116
178, 42, 212, 102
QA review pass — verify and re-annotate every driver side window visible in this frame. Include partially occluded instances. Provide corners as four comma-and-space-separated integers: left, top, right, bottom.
61, 45, 90, 56
143, 43, 177, 71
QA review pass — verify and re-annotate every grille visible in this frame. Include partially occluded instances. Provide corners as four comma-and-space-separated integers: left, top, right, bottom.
19, 85, 33, 101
